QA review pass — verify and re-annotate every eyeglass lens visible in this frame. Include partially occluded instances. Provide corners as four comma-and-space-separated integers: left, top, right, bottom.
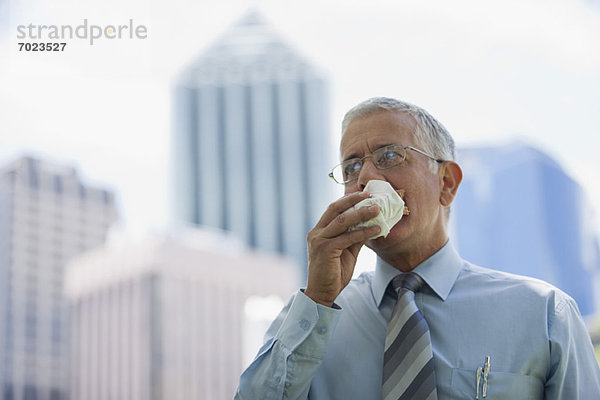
340, 145, 406, 183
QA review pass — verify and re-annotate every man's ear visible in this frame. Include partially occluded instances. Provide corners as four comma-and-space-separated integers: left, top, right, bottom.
438, 161, 463, 207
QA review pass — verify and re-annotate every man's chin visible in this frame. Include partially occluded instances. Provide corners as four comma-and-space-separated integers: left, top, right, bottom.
366, 225, 405, 250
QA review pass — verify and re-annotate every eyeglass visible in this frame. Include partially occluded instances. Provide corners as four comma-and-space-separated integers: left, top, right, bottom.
328, 144, 445, 184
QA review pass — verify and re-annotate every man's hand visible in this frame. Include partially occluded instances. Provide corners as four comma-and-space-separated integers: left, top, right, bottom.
305, 191, 381, 307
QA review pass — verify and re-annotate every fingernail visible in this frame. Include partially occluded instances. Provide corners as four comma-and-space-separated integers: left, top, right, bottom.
368, 205, 378, 212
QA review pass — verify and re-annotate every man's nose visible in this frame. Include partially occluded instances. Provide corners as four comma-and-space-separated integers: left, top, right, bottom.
357, 158, 386, 191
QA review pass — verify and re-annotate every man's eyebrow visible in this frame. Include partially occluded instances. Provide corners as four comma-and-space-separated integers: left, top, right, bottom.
343, 143, 398, 160
376, 143, 397, 150
342, 152, 360, 162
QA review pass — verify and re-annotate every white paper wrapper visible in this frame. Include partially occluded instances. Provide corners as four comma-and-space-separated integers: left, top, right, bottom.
345, 180, 405, 239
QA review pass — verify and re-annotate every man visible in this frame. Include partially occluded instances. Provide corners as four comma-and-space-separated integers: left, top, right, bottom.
235, 97, 600, 399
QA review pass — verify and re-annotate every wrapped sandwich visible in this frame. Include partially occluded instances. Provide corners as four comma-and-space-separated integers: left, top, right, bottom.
345, 180, 409, 239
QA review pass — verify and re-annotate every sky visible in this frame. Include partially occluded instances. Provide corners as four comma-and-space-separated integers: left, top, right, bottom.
1, 0, 599, 273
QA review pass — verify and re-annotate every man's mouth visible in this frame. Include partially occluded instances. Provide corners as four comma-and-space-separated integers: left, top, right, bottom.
395, 189, 410, 215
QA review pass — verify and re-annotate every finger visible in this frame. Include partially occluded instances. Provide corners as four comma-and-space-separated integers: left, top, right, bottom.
339, 242, 364, 284
338, 242, 364, 275
321, 203, 380, 239
315, 191, 371, 229
348, 242, 363, 260
325, 225, 381, 252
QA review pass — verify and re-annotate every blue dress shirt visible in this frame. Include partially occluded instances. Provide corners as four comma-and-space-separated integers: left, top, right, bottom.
236, 242, 600, 399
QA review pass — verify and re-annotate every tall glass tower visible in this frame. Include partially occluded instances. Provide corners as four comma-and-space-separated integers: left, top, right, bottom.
172, 11, 334, 276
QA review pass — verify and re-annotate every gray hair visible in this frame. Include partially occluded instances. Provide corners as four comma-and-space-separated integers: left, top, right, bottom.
341, 97, 456, 172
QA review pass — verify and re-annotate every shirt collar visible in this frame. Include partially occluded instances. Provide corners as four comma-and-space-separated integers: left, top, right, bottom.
372, 240, 464, 306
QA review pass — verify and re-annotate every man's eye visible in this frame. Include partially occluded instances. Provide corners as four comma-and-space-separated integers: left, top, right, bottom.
344, 161, 361, 176
376, 150, 400, 166
384, 150, 399, 160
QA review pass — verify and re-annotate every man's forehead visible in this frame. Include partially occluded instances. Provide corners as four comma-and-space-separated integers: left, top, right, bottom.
340, 110, 417, 154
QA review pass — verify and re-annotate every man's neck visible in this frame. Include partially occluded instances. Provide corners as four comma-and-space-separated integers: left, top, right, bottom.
373, 236, 448, 273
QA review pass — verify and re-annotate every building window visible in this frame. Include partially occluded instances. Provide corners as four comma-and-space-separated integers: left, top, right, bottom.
102, 190, 112, 205
78, 184, 86, 200
51, 314, 61, 346
53, 175, 63, 195
3, 383, 13, 400
23, 385, 37, 400
5, 314, 13, 350
49, 389, 62, 400
25, 312, 36, 341
7, 170, 16, 185
27, 158, 39, 190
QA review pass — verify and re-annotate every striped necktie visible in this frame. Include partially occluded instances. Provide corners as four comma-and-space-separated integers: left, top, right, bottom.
382, 273, 438, 400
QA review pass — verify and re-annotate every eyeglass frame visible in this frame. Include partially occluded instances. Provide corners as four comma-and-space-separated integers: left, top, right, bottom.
328, 144, 446, 185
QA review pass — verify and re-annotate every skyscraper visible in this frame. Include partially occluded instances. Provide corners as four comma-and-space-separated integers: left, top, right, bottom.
450, 143, 600, 316
172, 11, 334, 276
65, 230, 299, 400
0, 156, 118, 400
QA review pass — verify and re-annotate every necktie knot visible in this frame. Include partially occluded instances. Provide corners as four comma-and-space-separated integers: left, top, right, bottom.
391, 272, 424, 293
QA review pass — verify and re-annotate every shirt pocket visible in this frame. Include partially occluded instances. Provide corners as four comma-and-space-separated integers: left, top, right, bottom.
450, 367, 544, 399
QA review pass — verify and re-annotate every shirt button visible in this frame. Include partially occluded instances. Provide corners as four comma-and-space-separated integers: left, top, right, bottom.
317, 326, 327, 335
285, 381, 291, 388
299, 319, 310, 331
